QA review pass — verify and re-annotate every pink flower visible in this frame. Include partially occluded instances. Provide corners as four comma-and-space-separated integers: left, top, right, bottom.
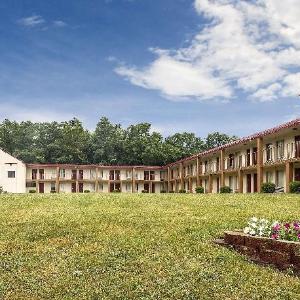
272, 224, 280, 231
293, 222, 300, 230
271, 234, 279, 240
298, 234, 300, 240
284, 223, 290, 229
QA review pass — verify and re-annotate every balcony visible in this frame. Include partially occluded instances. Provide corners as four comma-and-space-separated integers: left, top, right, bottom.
204, 161, 219, 174
263, 142, 300, 164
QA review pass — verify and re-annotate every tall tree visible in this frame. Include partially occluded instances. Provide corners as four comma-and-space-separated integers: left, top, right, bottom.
165, 132, 205, 161
56, 118, 90, 164
205, 132, 238, 150
91, 117, 125, 164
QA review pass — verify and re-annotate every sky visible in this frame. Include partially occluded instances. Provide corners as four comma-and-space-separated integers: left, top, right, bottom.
0, 0, 300, 138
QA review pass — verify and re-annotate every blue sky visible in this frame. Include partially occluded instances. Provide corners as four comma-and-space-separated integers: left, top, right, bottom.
0, 0, 300, 138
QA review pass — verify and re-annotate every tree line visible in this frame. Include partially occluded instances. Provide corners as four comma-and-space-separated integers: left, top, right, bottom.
0, 117, 238, 165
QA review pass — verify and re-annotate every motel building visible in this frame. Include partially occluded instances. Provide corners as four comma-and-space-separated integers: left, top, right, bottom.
0, 118, 300, 194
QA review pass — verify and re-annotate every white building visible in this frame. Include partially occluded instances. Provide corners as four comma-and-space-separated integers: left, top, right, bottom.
0, 149, 26, 193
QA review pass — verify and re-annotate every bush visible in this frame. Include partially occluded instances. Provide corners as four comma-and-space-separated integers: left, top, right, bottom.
112, 189, 121, 193
160, 190, 167, 193
169, 191, 175, 193
84, 190, 90, 193
220, 186, 232, 193
50, 190, 56, 193
141, 190, 148, 193
290, 181, 300, 193
29, 190, 36, 193
261, 182, 276, 193
195, 186, 204, 194
178, 189, 186, 193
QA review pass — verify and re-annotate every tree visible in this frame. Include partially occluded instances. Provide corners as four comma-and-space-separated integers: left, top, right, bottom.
0, 117, 239, 165
123, 123, 165, 165
204, 132, 238, 150
164, 132, 205, 162
57, 118, 90, 164
91, 117, 125, 164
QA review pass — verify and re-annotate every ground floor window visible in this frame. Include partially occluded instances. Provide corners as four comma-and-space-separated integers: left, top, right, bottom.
26, 181, 36, 188
51, 182, 56, 192
266, 171, 273, 183
276, 170, 284, 187
8, 171, 15, 178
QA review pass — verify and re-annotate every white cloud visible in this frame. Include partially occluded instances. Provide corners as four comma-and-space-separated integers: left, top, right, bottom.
18, 15, 45, 27
0, 103, 73, 123
116, 55, 232, 99
251, 83, 282, 102
53, 20, 67, 27
18, 16, 67, 29
282, 73, 300, 97
116, 0, 300, 102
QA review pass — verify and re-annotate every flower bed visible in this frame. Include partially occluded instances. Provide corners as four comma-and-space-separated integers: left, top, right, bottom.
215, 217, 300, 274
243, 217, 300, 242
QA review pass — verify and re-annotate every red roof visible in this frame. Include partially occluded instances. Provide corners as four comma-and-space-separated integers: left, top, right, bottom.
166, 118, 300, 167
26, 163, 163, 170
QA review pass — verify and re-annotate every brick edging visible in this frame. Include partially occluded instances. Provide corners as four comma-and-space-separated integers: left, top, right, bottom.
215, 231, 300, 274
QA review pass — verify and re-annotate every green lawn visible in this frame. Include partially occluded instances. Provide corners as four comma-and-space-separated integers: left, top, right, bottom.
0, 193, 300, 299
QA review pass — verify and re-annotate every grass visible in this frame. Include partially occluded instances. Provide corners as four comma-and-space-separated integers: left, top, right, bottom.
0, 193, 300, 299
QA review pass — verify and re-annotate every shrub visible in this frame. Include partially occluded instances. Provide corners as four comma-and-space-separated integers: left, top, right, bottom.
261, 182, 276, 193
290, 181, 300, 193
220, 186, 232, 193
84, 190, 90, 193
112, 189, 121, 193
178, 189, 186, 193
29, 190, 36, 193
160, 190, 167, 193
169, 191, 175, 193
50, 190, 56, 193
195, 186, 204, 194
141, 190, 148, 193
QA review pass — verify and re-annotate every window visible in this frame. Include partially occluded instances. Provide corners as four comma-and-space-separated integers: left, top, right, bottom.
276, 170, 284, 187
246, 149, 251, 166
229, 176, 233, 190
51, 183, 56, 192
252, 148, 257, 165
229, 154, 235, 169
266, 171, 273, 183
266, 143, 273, 161
276, 140, 284, 159
60, 169, 66, 178
8, 171, 15, 178
26, 182, 36, 188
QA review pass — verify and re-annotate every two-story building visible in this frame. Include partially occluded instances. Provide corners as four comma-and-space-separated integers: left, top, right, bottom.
0, 118, 299, 194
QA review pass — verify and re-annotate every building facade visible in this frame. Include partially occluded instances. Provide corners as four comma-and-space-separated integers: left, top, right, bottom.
1, 119, 300, 194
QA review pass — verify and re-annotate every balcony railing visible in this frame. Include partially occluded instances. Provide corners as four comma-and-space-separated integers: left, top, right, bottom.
263, 142, 300, 164
204, 162, 219, 174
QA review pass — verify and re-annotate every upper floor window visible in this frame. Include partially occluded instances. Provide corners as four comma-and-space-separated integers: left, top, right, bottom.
252, 148, 257, 165
229, 154, 235, 168
60, 169, 66, 178
276, 140, 284, 159
266, 143, 273, 161
8, 171, 15, 178
246, 149, 251, 166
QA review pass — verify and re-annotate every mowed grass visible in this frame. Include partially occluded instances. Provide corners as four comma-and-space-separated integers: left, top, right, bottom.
0, 194, 300, 299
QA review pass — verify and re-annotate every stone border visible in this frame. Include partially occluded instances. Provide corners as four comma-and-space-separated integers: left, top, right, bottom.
215, 231, 300, 274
